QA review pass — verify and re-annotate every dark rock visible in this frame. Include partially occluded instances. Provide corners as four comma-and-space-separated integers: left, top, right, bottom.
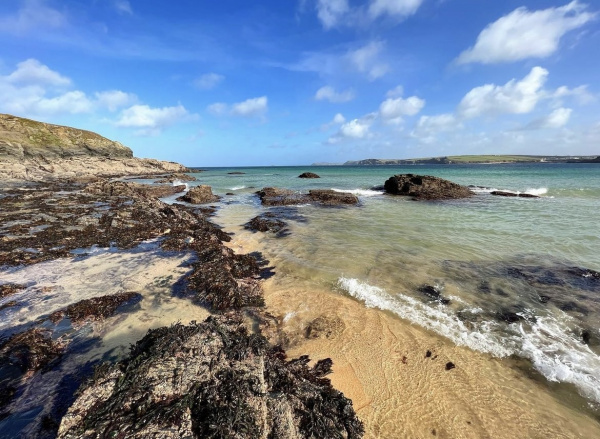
176, 185, 221, 204
245, 214, 287, 235
305, 316, 345, 339
419, 284, 450, 305
153, 173, 196, 183
0, 283, 26, 299
57, 316, 364, 439
496, 309, 523, 323
425, 350, 432, 358
49, 292, 141, 324
226, 192, 235, 196
445, 362, 456, 371
298, 172, 320, 179
228, 171, 246, 175
490, 191, 539, 198
309, 189, 359, 206
384, 174, 474, 200
257, 187, 311, 206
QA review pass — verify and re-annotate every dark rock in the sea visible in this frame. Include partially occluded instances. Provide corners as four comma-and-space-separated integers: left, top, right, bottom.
176, 185, 221, 204
539, 295, 551, 304
308, 189, 359, 206
305, 316, 346, 340
257, 187, 312, 206
298, 172, 320, 179
384, 174, 474, 200
226, 192, 235, 195
57, 316, 364, 439
154, 173, 197, 183
49, 292, 141, 324
245, 213, 288, 236
445, 362, 456, 371
0, 301, 18, 311
490, 191, 540, 198
419, 284, 450, 305
496, 309, 524, 324
370, 184, 385, 191
0, 283, 26, 299
228, 171, 246, 175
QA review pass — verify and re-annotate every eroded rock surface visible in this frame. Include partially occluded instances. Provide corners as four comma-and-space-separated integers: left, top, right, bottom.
384, 174, 473, 200
57, 316, 364, 439
176, 185, 221, 204
257, 187, 358, 207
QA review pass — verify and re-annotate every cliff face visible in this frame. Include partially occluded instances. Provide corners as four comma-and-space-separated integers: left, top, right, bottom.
0, 114, 188, 181
0, 114, 133, 160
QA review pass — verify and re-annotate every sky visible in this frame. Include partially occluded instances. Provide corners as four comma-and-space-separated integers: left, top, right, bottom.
0, 0, 599, 166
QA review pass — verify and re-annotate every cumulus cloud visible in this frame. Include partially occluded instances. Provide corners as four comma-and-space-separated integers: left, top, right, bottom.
6, 59, 71, 87
524, 107, 573, 130
95, 90, 137, 111
379, 96, 426, 124
369, 0, 425, 19
328, 113, 377, 143
315, 86, 355, 103
321, 113, 346, 131
207, 97, 268, 118
386, 85, 404, 98
116, 104, 190, 135
194, 73, 225, 90
316, 0, 349, 29
457, 1, 596, 64
347, 41, 389, 80
458, 66, 548, 118
411, 113, 459, 143
0, 0, 66, 34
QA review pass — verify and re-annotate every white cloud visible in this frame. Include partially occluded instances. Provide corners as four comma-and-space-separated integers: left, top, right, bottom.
386, 85, 404, 98
6, 59, 71, 87
369, 0, 424, 19
347, 41, 389, 80
116, 104, 190, 135
411, 113, 459, 143
194, 73, 225, 90
35, 91, 93, 114
550, 85, 595, 105
379, 96, 425, 124
457, 1, 596, 64
525, 107, 573, 129
316, 0, 349, 29
321, 113, 346, 131
315, 86, 355, 103
231, 96, 268, 117
0, 0, 66, 34
95, 90, 137, 111
208, 97, 269, 118
458, 66, 548, 118
328, 113, 377, 143
115, 0, 133, 15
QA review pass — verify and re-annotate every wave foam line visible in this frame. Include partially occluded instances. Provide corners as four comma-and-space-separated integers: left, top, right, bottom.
331, 188, 384, 197
337, 277, 600, 404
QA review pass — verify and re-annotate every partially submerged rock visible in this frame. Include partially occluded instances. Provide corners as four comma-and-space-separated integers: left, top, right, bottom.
177, 185, 221, 204
384, 174, 473, 200
257, 187, 358, 207
490, 191, 540, 198
418, 284, 450, 305
154, 173, 197, 183
245, 213, 288, 235
57, 316, 364, 439
49, 292, 141, 324
0, 283, 26, 299
298, 172, 320, 179
305, 316, 345, 339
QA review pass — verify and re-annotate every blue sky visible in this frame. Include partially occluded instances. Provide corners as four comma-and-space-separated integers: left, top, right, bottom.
0, 0, 599, 165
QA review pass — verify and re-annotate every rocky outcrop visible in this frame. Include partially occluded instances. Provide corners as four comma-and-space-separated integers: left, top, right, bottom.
257, 187, 359, 206
384, 174, 473, 200
154, 173, 197, 183
176, 185, 221, 204
298, 172, 320, 178
246, 214, 288, 235
57, 316, 363, 439
0, 114, 188, 181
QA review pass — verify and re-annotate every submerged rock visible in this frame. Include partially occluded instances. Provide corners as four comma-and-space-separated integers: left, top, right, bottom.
490, 191, 539, 198
384, 174, 473, 200
245, 213, 288, 235
0, 283, 26, 299
298, 172, 320, 179
419, 284, 450, 305
57, 316, 364, 439
49, 292, 141, 324
305, 316, 346, 339
176, 185, 221, 204
257, 187, 358, 207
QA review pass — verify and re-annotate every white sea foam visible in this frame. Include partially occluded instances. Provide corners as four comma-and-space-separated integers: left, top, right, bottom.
524, 187, 548, 196
172, 180, 189, 191
331, 188, 384, 197
230, 185, 246, 191
470, 186, 548, 196
337, 277, 600, 404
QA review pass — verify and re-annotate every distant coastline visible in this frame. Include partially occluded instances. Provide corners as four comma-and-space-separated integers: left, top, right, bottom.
313, 155, 600, 166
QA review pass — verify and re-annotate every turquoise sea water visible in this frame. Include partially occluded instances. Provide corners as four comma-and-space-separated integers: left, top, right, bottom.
175, 163, 600, 408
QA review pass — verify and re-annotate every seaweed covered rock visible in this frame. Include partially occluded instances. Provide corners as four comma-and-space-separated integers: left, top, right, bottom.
309, 189, 358, 206
49, 292, 141, 324
177, 185, 221, 204
490, 191, 539, 198
245, 213, 288, 235
57, 316, 363, 439
384, 174, 473, 200
0, 283, 26, 299
154, 173, 197, 183
298, 172, 320, 179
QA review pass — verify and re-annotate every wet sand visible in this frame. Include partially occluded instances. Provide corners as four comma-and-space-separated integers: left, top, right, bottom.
222, 216, 600, 439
